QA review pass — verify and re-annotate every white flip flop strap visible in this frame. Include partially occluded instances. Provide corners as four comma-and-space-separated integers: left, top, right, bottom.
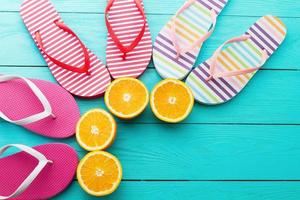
0, 144, 52, 200
0, 75, 54, 125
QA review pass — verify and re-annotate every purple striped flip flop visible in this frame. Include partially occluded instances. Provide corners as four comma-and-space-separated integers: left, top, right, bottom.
186, 16, 287, 104
153, 0, 228, 80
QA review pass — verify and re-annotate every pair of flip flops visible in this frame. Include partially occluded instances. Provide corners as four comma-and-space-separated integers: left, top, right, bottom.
0, 76, 79, 199
20, 0, 152, 98
153, 0, 287, 104
0, 143, 78, 199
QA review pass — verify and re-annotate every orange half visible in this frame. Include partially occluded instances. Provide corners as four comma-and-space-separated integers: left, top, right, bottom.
150, 78, 194, 123
76, 109, 116, 151
77, 151, 122, 196
105, 78, 149, 119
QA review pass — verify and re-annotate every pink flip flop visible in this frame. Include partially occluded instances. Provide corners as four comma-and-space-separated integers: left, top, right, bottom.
105, 0, 152, 78
20, 0, 111, 98
0, 75, 80, 138
0, 143, 78, 199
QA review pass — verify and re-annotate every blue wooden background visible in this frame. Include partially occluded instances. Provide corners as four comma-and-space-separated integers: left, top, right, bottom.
1, 0, 300, 199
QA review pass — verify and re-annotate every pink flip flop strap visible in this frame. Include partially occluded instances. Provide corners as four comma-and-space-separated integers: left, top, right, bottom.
35, 20, 91, 75
105, 0, 146, 60
206, 35, 268, 81
0, 144, 53, 200
170, 0, 217, 59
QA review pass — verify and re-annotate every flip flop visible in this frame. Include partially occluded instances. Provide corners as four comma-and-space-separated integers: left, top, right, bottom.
105, 0, 152, 78
20, 0, 111, 98
185, 16, 287, 104
0, 143, 78, 199
0, 75, 80, 138
153, 0, 228, 80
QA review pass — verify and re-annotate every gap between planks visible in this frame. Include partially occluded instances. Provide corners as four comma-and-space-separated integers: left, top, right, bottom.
1, 10, 300, 18
123, 180, 300, 182
0, 65, 299, 71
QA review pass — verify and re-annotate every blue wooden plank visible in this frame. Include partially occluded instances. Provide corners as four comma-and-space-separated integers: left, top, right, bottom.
2, 0, 300, 17
54, 181, 300, 200
0, 0, 299, 199
0, 13, 297, 69
1, 122, 300, 180
0, 67, 299, 124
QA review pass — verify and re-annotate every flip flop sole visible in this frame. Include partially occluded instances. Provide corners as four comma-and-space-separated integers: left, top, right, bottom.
0, 143, 78, 199
20, 0, 111, 98
0, 77, 80, 138
106, 0, 152, 79
153, 0, 228, 80
186, 16, 287, 105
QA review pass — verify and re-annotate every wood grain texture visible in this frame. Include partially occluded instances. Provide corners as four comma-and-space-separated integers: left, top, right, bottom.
1, 122, 300, 180
0, 67, 299, 124
0, 13, 297, 69
0, 0, 299, 199
53, 181, 300, 200
2, 0, 300, 17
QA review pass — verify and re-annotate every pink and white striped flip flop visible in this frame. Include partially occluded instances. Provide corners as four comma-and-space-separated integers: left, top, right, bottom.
0, 143, 78, 199
105, 0, 152, 79
20, 0, 111, 98
0, 75, 80, 138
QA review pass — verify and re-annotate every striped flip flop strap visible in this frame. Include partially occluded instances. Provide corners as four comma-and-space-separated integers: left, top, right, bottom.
170, 0, 217, 59
206, 34, 268, 81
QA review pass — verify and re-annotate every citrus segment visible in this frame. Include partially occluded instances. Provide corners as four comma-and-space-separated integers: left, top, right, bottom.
76, 109, 116, 151
77, 151, 122, 196
105, 78, 149, 119
150, 79, 194, 123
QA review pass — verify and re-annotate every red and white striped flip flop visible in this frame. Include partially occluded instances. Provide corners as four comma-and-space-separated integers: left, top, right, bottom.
105, 0, 153, 79
20, 0, 111, 98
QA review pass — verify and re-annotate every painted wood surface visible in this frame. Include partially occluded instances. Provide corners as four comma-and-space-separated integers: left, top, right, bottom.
2, 122, 300, 180
0, 0, 299, 199
0, 13, 298, 69
2, 0, 300, 17
1, 68, 299, 124
54, 181, 300, 200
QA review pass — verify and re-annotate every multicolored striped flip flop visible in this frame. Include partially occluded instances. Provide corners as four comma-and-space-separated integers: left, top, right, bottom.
186, 16, 287, 105
20, 0, 111, 98
153, 0, 228, 80
105, 0, 152, 79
